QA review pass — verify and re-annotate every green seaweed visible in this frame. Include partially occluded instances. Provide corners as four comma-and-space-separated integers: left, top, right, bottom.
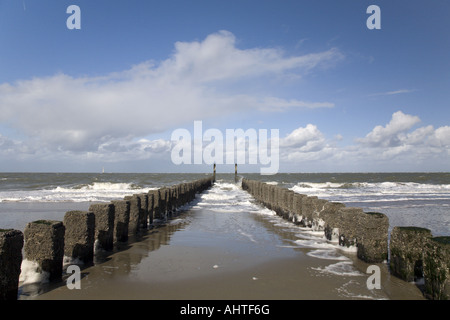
33, 220, 52, 225
432, 237, 450, 245
365, 212, 386, 218
397, 226, 432, 234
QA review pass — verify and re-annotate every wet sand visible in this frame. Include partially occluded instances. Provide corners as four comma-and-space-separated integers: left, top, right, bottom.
20, 197, 425, 301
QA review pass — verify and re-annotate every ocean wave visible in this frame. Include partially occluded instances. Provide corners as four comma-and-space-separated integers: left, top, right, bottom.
0, 182, 154, 203
62, 182, 144, 191
290, 181, 450, 202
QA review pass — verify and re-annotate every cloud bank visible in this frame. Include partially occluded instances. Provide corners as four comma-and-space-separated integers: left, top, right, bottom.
0, 30, 339, 158
279, 111, 450, 171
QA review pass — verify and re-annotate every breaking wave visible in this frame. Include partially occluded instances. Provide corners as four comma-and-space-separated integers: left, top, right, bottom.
0, 182, 154, 202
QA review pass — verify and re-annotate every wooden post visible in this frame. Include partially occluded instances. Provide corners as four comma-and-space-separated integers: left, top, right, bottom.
0, 229, 23, 300
23, 220, 65, 282
235, 163, 238, 182
213, 163, 216, 182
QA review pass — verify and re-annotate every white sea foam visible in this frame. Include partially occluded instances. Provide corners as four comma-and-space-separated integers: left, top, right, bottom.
169, 218, 185, 225
307, 249, 350, 261
0, 182, 155, 202
337, 280, 384, 300
237, 229, 257, 243
200, 193, 236, 201
63, 255, 85, 267
290, 181, 450, 201
294, 239, 334, 249
311, 261, 364, 277
19, 259, 50, 284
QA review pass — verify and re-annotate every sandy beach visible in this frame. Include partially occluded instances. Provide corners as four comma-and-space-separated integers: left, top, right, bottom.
18, 182, 425, 301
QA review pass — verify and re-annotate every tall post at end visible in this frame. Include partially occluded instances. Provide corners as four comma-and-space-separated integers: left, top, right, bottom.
213, 163, 216, 182
235, 163, 238, 183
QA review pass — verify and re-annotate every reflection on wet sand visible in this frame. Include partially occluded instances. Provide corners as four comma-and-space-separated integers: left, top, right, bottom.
19, 211, 192, 299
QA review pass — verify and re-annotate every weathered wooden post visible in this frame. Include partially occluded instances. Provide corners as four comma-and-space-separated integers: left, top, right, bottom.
22, 220, 65, 282
356, 212, 389, 263
110, 200, 130, 242
0, 229, 24, 300
89, 203, 115, 251
124, 195, 142, 235
390, 226, 432, 282
423, 236, 450, 300
136, 194, 149, 229
63, 210, 95, 265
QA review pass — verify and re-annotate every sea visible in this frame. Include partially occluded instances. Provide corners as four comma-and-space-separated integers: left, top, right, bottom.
1, 172, 448, 236
1, 172, 449, 300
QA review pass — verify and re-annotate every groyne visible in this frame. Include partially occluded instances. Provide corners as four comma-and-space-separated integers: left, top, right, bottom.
242, 178, 450, 300
0, 176, 214, 300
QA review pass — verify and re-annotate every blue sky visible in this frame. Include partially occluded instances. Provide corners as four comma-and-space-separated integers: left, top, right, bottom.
0, 0, 449, 173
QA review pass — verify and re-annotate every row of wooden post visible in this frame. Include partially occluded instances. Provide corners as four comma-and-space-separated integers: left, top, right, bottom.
242, 178, 450, 300
0, 176, 214, 300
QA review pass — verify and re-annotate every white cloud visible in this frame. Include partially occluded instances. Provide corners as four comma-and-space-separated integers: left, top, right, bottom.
257, 97, 334, 112
93, 138, 173, 162
369, 89, 415, 96
163, 30, 342, 83
277, 124, 336, 164
280, 124, 325, 150
278, 111, 450, 171
356, 111, 421, 148
0, 30, 342, 159
432, 126, 450, 147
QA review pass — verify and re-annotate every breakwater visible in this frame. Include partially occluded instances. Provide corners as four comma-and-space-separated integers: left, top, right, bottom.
0, 176, 214, 300
242, 178, 450, 300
